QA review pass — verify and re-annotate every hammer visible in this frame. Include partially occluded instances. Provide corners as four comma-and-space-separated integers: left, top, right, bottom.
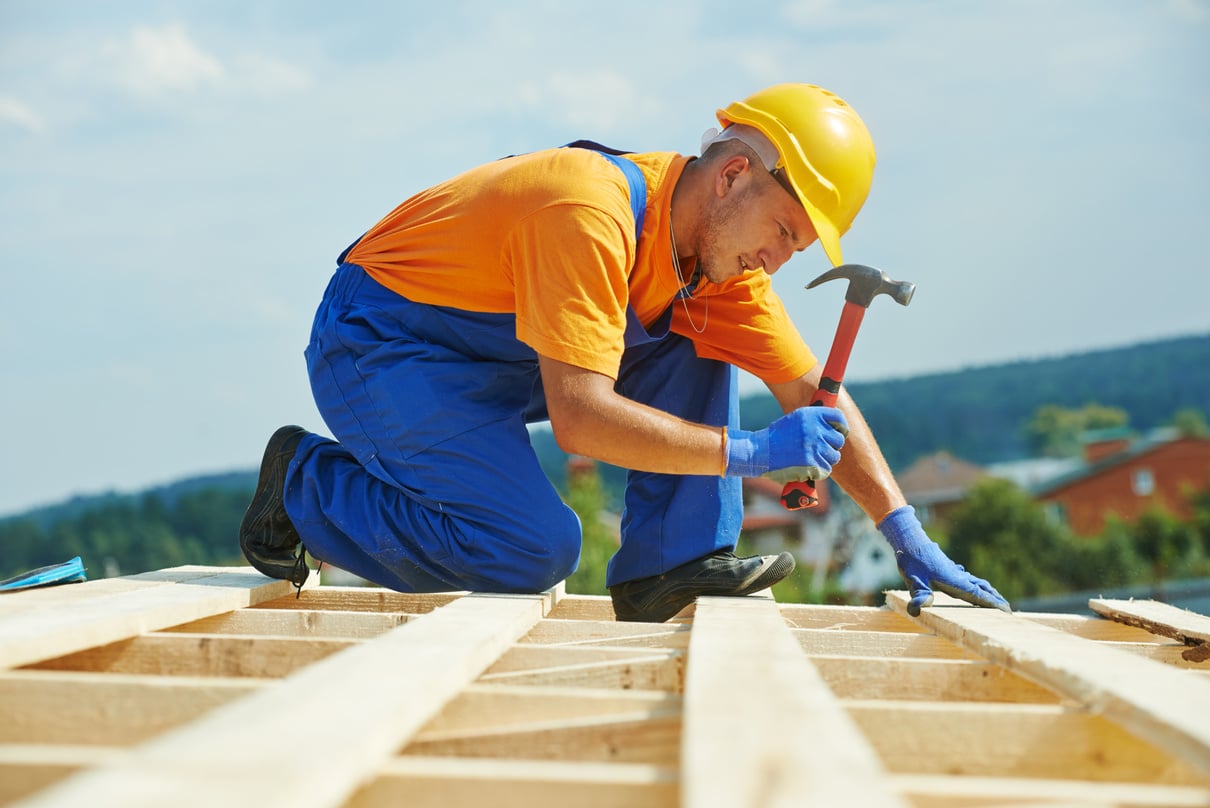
779, 263, 916, 510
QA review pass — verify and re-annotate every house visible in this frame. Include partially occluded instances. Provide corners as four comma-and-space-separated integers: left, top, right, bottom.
741, 476, 900, 597
1033, 429, 1210, 535
897, 450, 989, 525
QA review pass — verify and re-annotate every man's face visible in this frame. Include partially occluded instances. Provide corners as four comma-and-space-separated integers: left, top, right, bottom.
695, 161, 818, 284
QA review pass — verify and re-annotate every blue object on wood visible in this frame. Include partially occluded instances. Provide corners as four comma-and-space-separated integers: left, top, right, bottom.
0, 556, 87, 591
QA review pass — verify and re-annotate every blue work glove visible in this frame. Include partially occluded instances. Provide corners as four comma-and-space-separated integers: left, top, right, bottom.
878, 505, 1011, 617
724, 406, 849, 480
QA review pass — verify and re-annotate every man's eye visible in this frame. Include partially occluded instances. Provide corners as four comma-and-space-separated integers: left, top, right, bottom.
778, 224, 788, 238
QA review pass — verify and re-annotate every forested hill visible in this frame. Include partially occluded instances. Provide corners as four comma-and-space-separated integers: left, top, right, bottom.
4, 332, 1208, 530
737, 332, 1210, 471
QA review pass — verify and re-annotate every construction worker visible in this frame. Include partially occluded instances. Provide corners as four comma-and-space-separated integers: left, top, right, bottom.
239, 83, 1009, 622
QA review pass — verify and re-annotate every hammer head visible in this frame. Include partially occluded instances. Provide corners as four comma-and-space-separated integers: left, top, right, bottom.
806, 263, 915, 309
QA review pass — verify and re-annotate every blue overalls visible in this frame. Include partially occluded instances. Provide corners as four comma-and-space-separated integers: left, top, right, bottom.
282, 147, 745, 593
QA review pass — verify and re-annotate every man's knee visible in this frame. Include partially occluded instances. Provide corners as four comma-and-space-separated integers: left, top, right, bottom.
498, 506, 582, 592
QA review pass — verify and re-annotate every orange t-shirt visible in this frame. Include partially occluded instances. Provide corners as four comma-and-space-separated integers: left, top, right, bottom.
345, 147, 816, 384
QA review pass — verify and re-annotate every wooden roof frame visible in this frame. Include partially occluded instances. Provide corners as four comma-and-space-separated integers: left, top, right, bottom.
2, 565, 1210, 807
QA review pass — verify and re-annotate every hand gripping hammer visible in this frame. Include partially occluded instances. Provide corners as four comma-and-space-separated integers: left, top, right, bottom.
779, 264, 916, 510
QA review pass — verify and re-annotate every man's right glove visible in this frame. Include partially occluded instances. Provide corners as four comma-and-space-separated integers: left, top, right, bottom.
724, 407, 849, 480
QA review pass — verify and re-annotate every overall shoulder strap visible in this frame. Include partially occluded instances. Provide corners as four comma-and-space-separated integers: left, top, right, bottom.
563, 141, 646, 242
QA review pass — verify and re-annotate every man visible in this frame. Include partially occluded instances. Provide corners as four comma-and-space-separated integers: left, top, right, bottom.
240, 83, 1009, 622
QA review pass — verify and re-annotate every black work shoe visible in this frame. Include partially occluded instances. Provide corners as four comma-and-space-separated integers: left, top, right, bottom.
609, 550, 795, 623
239, 425, 310, 587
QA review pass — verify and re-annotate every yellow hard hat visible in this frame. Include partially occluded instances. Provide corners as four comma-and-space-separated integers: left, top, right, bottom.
718, 84, 876, 267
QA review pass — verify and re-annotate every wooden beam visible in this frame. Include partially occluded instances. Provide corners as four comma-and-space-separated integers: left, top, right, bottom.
484, 643, 671, 674
351, 756, 677, 808
521, 618, 692, 649
886, 590, 1210, 777
406, 711, 681, 765
1091, 598, 1210, 662
25, 632, 356, 678
0, 566, 307, 670
418, 684, 680, 737
0, 745, 123, 805
792, 627, 976, 659
894, 773, 1210, 807
778, 603, 921, 633
807, 656, 1061, 704
252, 586, 463, 614
847, 699, 1208, 784
545, 594, 618, 621
0, 670, 260, 745
21, 592, 550, 808
1099, 640, 1209, 668
160, 608, 409, 639
1023, 611, 1174, 643
479, 647, 682, 691
682, 596, 906, 807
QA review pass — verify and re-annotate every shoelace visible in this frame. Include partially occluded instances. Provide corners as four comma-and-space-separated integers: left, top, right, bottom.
290, 546, 322, 599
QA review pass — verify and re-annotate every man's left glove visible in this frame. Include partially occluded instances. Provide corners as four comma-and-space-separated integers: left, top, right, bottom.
877, 505, 1011, 617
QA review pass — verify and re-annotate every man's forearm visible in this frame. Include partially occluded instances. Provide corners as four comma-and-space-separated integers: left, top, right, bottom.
828, 388, 906, 523
767, 369, 905, 523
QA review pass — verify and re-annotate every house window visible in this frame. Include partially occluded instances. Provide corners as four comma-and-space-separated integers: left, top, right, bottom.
1132, 468, 1155, 496
1043, 502, 1067, 526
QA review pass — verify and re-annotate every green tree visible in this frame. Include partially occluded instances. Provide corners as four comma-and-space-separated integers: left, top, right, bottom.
562, 459, 617, 595
1023, 403, 1129, 458
946, 478, 1071, 601
1126, 507, 1199, 590
1055, 525, 1140, 592
1173, 407, 1210, 438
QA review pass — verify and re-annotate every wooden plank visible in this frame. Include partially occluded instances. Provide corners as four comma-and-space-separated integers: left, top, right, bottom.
484, 644, 671, 674
793, 627, 976, 659
521, 618, 692, 649
0, 745, 123, 805
778, 603, 922, 633
19, 592, 550, 808
0, 566, 306, 670
1091, 598, 1210, 662
1100, 640, 1210, 669
1024, 611, 1175, 643
807, 656, 1062, 704
682, 596, 906, 808
479, 654, 681, 691
160, 608, 409, 639
886, 590, 1210, 776
418, 684, 680, 737
25, 632, 356, 678
405, 711, 681, 765
847, 700, 1209, 785
0, 670, 260, 745
350, 756, 677, 808
253, 586, 463, 614
545, 594, 618, 621
894, 773, 1210, 807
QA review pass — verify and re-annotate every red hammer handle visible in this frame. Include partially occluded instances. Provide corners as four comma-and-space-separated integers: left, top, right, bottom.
780, 302, 867, 511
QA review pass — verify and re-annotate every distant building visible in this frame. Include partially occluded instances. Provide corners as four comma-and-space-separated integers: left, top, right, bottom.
897, 451, 989, 525
741, 477, 899, 598
1032, 430, 1210, 535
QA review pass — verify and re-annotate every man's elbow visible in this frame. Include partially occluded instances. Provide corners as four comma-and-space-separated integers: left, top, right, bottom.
549, 413, 592, 456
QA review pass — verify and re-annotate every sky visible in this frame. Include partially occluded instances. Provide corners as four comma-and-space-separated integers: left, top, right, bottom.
1, 0, 1207, 516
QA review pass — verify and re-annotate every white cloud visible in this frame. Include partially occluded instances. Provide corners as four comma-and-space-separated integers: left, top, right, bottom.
234, 53, 313, 97
521, 70, 651, 132
104, 23, 225, 97
0, 97, 45, 132
1167, 0, 1208, 23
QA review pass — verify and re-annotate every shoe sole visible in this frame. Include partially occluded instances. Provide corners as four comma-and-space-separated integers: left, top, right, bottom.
239, 426, 308, 582
612, 552, 796, 623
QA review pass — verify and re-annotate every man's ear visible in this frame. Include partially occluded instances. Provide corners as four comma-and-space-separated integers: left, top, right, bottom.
716, 154, 754, 197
